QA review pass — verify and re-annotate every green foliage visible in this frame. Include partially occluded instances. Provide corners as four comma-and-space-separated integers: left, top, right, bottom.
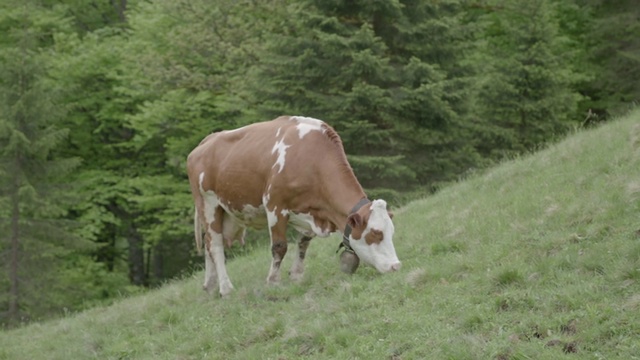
348, 154, 416, 189
473, 0, 586, 158
0, 0, 91, 326
494, 269, 524, 287
52, 0, 131, 33
1, 0, 638, 325
248, 0, 481, 190
1, 109, 639, 359
48, 24, 156, 289
575, 0, 640, 118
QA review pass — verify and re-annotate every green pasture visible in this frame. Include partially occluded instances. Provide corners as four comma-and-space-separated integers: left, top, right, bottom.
1, 111, 639, 359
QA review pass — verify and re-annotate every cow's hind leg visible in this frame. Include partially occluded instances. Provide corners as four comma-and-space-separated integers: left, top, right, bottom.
194, 198, 218, 293
202, 232, 218, 293
204, 204, 234, 296
289, 235, 312, 282
266, 205, 289, 285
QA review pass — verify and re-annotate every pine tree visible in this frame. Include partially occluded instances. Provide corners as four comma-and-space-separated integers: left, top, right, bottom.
575, 0, 640, 118
0, 1, 83, 326
247, 0, 481, 196
474, 0, 584, 158
49, 0, 285, 288
115, 0, 269, 285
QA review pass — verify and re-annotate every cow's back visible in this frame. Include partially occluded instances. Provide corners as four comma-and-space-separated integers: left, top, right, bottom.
187, 116, 342, 212
187, 119, 281, 208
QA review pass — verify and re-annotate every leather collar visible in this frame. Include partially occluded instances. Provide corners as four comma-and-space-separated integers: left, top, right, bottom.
337, 197, 370, 254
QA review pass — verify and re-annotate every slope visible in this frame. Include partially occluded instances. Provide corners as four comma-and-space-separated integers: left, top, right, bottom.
1, 110, 640, 359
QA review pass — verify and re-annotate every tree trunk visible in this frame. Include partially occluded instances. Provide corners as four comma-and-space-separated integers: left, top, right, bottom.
127, 227, 146, 286
152, 243, 164, 286
8, 174, 21, 325
112, 0, 127, 23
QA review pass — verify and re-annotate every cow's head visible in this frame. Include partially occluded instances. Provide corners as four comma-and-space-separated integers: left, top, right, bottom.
345, 199, 400, 273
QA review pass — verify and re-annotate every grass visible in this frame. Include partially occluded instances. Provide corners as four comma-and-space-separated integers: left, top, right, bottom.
2, 110, 640, 359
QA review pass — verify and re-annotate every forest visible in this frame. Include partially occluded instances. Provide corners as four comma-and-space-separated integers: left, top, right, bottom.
0, 0, 638, 327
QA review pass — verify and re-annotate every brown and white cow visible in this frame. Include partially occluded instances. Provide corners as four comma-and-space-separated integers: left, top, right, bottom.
187, 116, 400, 296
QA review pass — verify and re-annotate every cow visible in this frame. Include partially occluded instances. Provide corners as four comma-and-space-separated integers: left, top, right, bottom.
186, 116, 400, 296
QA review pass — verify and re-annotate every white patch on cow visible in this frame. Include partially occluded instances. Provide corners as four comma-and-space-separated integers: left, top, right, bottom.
199, 171, 219, 225
202, 195, 217, 225
289, 212, 330, 237
271, 139, 290, 173
276, 127, 281, 137
349, 199, 401, 273
280, 209, 289, 217
291, 116, 326, 139
266, 206, 278, 229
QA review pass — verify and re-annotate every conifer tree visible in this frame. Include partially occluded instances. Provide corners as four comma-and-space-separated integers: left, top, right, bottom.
575, 0, 640, 118
474, 0, 583, 158
248, 0, 481, 196
0, 1, 83, 325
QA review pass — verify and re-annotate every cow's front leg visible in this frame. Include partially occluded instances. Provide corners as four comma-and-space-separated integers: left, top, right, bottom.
289, 235, 312, 282
266, 206, 289, 285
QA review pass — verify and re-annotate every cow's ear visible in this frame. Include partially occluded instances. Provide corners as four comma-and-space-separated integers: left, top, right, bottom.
347, 213, 362, 228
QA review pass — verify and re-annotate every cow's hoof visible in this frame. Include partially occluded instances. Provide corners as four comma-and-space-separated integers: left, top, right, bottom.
203, 282, 217, 294
218, 282, 234, 297
266, 270, 281, 285
340, 250, 359, 274
289, 270, 304, 283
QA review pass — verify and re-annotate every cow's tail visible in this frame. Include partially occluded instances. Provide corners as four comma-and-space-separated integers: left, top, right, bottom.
194, 206, 203, 255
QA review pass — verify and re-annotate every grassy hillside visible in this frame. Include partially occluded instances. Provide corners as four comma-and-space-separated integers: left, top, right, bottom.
2, 110, 640, 360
